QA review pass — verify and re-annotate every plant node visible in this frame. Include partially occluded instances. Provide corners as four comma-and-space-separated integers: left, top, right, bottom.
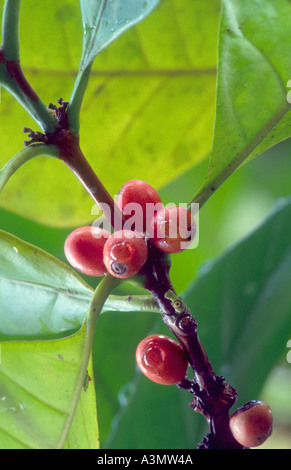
48, 97, 69, 128
23, 127, 48, 146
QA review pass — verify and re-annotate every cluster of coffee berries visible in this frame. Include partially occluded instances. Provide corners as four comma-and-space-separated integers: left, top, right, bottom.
64, 180, 196, 279
64, 226, 147, 279
229, 400, 273, 448
135, 335, 273, 448
136, 334, 189, 385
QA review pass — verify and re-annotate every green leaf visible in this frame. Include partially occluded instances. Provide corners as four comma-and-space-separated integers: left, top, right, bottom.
194, 0, 291, 207
104, 197, 291, 448
0, 229, 93, 339
0, 240, 123, 448
0, 230, 101, 449
0, 325, 97, 448
0, 144, 59, 195
0, 229, 158, 340
64, 355, 99, 449
183, 198, 291, 445
79, 0, 161, 70
69, 0, 162, 134
0, 0, 219, 227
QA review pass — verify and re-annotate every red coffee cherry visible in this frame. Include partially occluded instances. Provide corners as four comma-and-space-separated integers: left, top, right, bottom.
116, 179, 163, 233
229, 400, 273, 448
148, 205, 196, 253
136, 334, 188, 385
64, 226, 110, 276
103, 229, 148, 278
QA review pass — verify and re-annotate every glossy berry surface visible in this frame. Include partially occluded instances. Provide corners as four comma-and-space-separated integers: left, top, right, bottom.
148, 205, 196, 253
116, 179, 163, 233
103, 230, 148, 279
229, 400, 273, 448
64, 226, 110, 276
136, 334, 188, 385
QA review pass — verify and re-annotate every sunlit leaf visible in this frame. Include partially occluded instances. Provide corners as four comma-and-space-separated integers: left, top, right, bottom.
0, 325, 96, 448
64, 355, 99, 449
0, 0, 219, 227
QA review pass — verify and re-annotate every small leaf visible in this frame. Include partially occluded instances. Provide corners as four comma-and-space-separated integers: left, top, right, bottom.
79, 0, 161, 70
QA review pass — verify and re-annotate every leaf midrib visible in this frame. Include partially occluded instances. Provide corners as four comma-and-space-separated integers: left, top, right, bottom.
0, 275, 93, 300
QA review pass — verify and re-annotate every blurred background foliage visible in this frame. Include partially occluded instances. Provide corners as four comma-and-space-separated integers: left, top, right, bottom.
0, 0, 290, 449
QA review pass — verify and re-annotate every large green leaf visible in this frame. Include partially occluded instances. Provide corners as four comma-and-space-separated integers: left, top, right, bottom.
0, 229, 103, 448
0, 228, 136, 448
104, 197, 291, 448
194, 0, 291, 206
0, 227, 160, 449
0, 0, 219, 227
0, 325, 98, 449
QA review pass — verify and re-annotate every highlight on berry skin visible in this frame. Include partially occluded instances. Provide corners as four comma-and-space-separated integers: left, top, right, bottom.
64, 226, 110, 276
148, 205, 196, 253
229, 400, 273, 448
116, 179, 163, 233
136, 334, 189, 385
103, 229, 148, 279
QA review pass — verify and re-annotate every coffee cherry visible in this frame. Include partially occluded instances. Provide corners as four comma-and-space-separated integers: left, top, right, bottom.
229, 400, 273, 448
148, 205, 196, 253
136, 334, 188, 385
103, 230, 148, 279
64, 226, 110, 276
116, 179, 163, 233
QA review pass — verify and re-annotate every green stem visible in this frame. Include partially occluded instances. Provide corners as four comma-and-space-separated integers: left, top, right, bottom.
58, 274, 122, 448
0, 0, 59, 133
0, 65, 59, 133
85, 274, 123, 344
0, 144, 59, 193
1, 0, 20, 60
67, 64, 92, 135
67, 0, 108, 135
